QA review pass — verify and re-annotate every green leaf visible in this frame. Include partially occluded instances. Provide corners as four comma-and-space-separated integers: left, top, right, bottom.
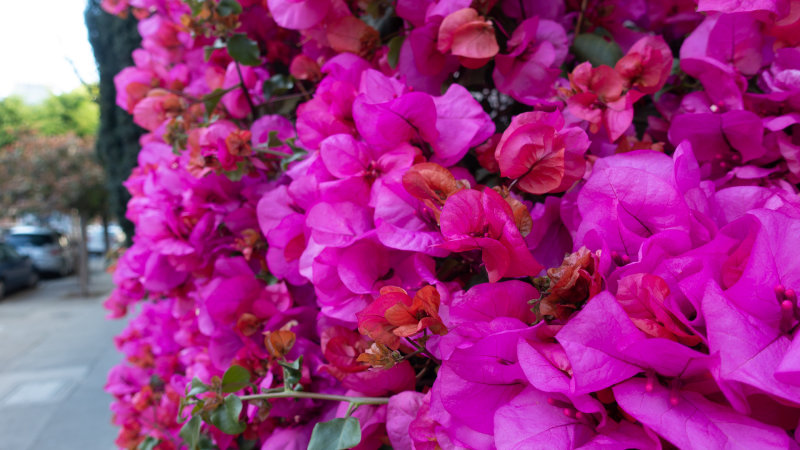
256, 271, 279, 284
217, 0, 242, 16
572, 33, 623, 67
221, 365, 250, 393
387, 35, 405, 69
278, 356, 303, 390
150, 374, 165, 391
238, 437, 259, 450
187, 377, 211, 397
365, 0, 382, 18
224, 160, 249, 181
202, 89, 227, 118
138, 437, 160, 450
227, 34, 262, 67
179, 415, 202, 450
267, 130, 283, 148
280, 148, 308, 172
197, 435, 218, 450
262, 74, 294, 101
188, 0, 204, 16
308, 417, 362, 450
210, 395, 247, 435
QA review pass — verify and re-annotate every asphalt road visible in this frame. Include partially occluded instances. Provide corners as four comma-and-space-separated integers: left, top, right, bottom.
0, 260, 125, 450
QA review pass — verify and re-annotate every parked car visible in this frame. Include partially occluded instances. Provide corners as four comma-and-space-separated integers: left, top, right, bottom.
0, 242, 38, 299
6, 226, 75, 276
87, 224, 126, 256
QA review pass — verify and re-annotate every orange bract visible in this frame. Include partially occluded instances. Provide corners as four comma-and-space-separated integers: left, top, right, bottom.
539, 247, 603, 321
402, 162, 466, 222
264, 329, 297, 358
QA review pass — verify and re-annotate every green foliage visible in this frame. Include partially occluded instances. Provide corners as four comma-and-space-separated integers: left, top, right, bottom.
32, 87, 99, 137
572, 33, 624, 67
0, 87, 98, 148
308, 417, 362, 450
180, 415, 203, 450
278, 356, 303, 391
227, 34, 262, 66
217, 0, 243, 16
188, 377, 211, 397
262, 74, 294, 101
221, 365, 251, 393
0, 96, 33, 147
267, 130, 283, 148
202, 88, 228, 119
209, 395, 247, 434
387, 35, 405, 69
138, 437, 160, 450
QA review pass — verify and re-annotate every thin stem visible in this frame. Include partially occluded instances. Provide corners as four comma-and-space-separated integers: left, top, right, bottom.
260, 387, 286, 394
493, 19, 511, 40
416, 358, 433, 381
253, 146, 292, 158
399, 347, 424, 361
266, 92, 308, 104
235, 62, 257, 116
296, 80, 312, 101
404, 337, 441, 365
575, 0, 589, 35
344, 402, 360, 418
239, 391, 390, 405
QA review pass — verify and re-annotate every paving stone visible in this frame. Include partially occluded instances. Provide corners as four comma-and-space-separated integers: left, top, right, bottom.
0, 260, 125, 450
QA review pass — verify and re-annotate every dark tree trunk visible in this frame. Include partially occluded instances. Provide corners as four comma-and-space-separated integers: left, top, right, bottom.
85, 0, 144, 244
78, 212, 90, 297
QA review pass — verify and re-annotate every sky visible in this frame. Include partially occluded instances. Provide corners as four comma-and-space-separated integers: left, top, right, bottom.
0, 0, 100, 99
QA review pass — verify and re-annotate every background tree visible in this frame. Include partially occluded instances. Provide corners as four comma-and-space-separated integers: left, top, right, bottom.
0, 87, 98, 148
0, 133, 107, 295
0, 96, 34, 147
85, 0, 144, 242
32, 87, 99, 137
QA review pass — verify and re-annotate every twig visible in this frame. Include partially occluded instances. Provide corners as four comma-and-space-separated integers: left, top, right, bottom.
65, 56, 98, 102
404, 337, 441, 365
266, 92, 309, 104
253, 146, 292, 158
415, 359, 433, 381
234, 62, 257, 116
575, 0, 589, 35
239, 391, 390, 405
296, 80, 312, 101
400, 347, 425, 361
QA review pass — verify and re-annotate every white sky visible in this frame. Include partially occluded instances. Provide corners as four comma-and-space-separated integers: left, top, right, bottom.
0, 0, 100, 98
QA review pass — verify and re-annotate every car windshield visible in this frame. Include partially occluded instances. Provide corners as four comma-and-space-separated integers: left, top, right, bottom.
6, 234, 55, 246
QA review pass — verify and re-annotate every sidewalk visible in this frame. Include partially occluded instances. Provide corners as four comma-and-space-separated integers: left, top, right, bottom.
0, 260, 125, 450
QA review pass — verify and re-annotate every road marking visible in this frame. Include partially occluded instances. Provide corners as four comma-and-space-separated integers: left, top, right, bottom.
3, 380, 68, 405
0, 366, 88, 406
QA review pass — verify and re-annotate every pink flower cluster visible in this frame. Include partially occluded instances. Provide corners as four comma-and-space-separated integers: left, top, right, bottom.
102, 0, 800, 448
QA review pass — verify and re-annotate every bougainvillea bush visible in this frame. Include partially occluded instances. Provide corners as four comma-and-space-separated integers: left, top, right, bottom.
102, 0, 800, 448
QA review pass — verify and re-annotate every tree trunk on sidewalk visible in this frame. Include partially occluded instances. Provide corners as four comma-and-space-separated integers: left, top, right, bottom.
78, 212, 90, 297
102, 213, 110, 258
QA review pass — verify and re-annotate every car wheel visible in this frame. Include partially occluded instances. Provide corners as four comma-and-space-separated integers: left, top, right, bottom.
0, 280, 5, 300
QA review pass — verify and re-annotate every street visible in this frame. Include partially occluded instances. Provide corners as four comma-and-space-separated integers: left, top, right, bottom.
0, 260, 125, 450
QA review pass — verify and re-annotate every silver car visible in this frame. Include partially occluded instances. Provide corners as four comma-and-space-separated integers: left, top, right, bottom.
6, 227, 75, 276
